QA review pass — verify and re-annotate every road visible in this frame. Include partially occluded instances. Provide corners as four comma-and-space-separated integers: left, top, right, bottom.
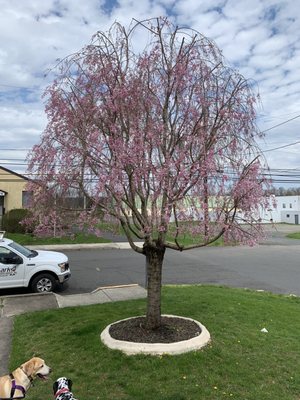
2, 224, 300, 296
61, 238, 300, 296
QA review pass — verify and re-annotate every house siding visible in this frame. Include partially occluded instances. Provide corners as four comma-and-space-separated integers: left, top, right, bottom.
0, 167, 28, 214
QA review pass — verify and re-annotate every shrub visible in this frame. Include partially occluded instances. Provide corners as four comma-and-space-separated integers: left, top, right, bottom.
1, 209, 33, 233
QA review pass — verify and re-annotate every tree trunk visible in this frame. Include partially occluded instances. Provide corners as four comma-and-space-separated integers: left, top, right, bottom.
144, 244, 166, 330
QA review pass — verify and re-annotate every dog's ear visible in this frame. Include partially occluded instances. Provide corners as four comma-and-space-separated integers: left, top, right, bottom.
21, 359, 35, 378
53, 381, 59, 394
67, 378, 73, 390
22, 357, 45, 378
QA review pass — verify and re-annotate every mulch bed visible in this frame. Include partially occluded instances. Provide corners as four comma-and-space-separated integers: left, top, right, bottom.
109, 316, 201, 343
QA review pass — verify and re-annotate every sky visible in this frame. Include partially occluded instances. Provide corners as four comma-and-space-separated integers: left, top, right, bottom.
0, 0, 300, 187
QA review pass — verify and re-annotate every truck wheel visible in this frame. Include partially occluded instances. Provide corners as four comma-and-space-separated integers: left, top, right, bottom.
31, 274, 56, 293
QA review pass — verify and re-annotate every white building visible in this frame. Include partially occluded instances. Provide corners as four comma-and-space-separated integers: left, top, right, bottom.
263, 196, 300, 225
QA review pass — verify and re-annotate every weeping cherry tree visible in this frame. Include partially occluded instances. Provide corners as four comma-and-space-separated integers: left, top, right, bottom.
27, 18, 270, 330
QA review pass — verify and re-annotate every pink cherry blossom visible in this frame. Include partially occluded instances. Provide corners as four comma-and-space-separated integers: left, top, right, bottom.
26, 18, 271, 329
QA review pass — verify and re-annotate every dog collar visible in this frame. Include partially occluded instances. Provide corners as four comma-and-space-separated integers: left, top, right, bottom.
55, 388, 70, 398
20, 367, 33, 383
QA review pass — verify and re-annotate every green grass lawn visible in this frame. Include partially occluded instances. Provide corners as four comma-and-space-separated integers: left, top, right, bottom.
10, 286, 300, 399
5, 229, 224, 247
287, 232, 300, 240
5, 232, 111, 245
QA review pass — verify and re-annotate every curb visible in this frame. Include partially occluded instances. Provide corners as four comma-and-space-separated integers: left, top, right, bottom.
27, 242, 143, 251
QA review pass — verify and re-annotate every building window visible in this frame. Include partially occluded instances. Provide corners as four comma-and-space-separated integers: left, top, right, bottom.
287, 214, 290, 218
282, 203, 286, 208
22, 191, 33, 208
290, 203, 293, 208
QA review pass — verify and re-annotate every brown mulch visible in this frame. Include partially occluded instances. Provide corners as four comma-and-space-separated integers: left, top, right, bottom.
109, 316, 201, 343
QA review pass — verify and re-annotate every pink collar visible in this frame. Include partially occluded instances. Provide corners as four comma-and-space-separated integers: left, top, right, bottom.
55, 388, 70, 398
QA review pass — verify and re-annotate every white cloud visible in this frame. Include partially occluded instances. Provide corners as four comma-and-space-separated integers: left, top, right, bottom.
0, 0, 299, 182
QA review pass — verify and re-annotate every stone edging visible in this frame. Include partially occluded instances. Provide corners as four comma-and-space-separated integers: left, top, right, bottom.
100, 314, 211, 356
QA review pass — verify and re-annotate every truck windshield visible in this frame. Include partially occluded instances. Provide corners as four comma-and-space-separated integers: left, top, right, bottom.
8, 242, 36, 258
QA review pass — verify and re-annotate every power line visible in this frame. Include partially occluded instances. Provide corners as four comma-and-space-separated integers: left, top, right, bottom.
0, 83, 42, 90
263, 140, 300, 153
260, 114, 300, 133
0, 162, 27, 166
259, 111, 300, 120
0, 148, 30, 151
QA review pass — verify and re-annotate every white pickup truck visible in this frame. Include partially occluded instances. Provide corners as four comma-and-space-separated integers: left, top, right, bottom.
0, 233, 70, 293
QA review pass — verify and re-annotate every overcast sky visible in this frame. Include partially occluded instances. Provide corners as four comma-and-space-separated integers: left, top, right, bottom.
0, 0, 299, 186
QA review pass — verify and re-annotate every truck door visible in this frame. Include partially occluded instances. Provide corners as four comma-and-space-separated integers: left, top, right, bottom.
0, 246, 24, 288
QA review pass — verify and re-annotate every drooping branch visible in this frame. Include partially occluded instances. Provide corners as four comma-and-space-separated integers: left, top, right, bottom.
26, 17, 270, 249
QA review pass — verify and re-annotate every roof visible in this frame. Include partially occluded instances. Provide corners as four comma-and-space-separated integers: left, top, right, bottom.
0, 166, 29, 181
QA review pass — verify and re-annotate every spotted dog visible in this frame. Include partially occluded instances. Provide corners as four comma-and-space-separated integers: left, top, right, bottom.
53, 377, 78, 400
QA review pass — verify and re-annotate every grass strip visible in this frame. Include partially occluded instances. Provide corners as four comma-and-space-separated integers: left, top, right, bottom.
287, 232, 300, 240
5, 232, 111, 245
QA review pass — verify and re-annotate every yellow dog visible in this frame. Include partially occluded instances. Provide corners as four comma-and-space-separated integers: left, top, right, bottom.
0, 357, 51, 399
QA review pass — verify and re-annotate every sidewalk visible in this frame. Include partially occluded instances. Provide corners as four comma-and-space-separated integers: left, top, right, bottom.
0, 284, 147, 376
27, 241, 142, 251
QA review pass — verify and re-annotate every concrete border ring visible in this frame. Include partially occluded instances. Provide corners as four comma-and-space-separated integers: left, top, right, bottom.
100, 314, 211, 355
